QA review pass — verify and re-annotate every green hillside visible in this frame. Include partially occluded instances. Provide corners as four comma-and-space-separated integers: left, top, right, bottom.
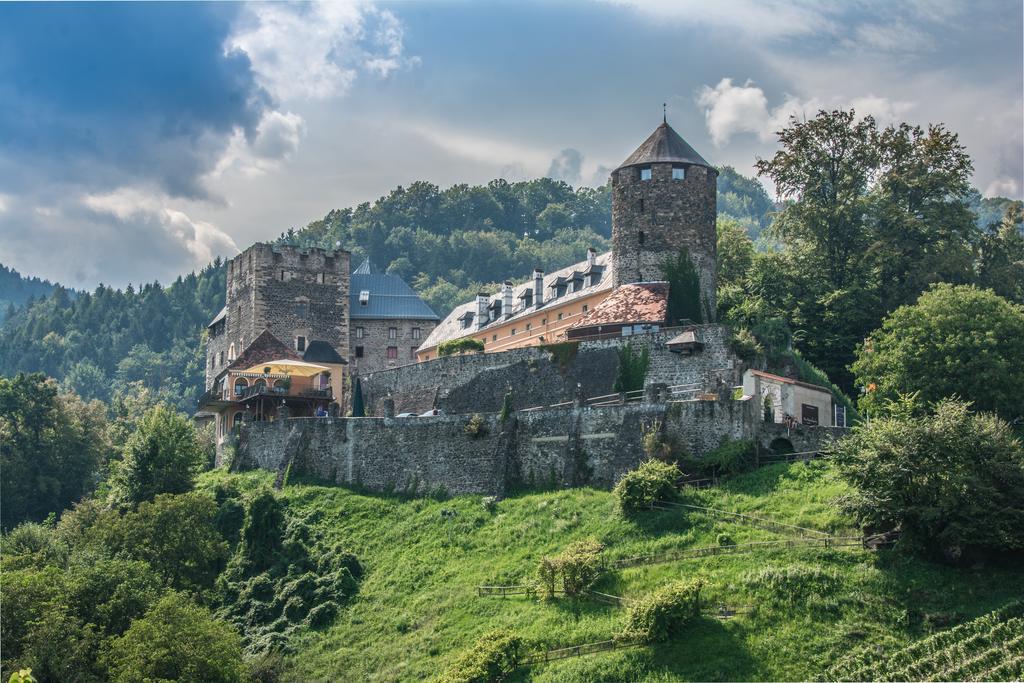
197, 462, 1024, 682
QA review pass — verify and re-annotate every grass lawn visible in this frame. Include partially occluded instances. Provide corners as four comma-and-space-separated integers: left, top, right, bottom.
198, 461, 1024, 682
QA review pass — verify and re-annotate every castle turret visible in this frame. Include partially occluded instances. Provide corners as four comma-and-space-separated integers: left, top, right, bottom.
611, 120, 718, 321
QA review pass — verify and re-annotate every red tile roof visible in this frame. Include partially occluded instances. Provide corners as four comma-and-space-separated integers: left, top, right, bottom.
227, 330, 301, 373
570, 282, 669, 330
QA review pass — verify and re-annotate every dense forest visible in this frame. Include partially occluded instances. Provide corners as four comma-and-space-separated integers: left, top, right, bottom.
0, 265, 64, 323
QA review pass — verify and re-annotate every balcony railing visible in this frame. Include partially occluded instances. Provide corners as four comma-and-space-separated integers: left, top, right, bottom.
234, 385, 333, 401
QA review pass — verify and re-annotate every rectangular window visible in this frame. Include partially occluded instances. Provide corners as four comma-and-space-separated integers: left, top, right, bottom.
359, 290, 369, 306
834, 404, 847, 428
410, 347, 417, 359
355, 346, 364, 358
542, 318, 547, 325
557, 312, 563, 321
316, 272, 325, 284
295, 302, 308, 319
386, 346, 398, 359
801, 404, 819, 426
492, 334, 497, 341
388, 327, 397, 339
526, 323, 531, 331
296, 336, 306, 352
511, 328, 516, 336
355, 327, 365, 339
672, 165, 686, 180
218, 351, 224, 366
280, 269, 286, 281
640, 166, 652, 181
412, 327, 421, 340
582, 304, 589, 313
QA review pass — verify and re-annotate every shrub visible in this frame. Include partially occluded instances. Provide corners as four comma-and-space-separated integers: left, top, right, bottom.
622, 579, 704, 643
703, 438, 756, 477
536, 538, 605, 599
613, 343, 650, 393
464, 414, 488, 438
717, 533, 734, 547
613, 459, 680, 513
729, 327, 763, 362
437, 629, 524, 683
438, 337, 485, 357
832, 397, 1024, 561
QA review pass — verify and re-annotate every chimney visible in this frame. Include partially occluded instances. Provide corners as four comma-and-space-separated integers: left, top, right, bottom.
476, 294, 489, 329
533, 268, 544, 307
586, 247, 597, 267
502, 282, 514, 318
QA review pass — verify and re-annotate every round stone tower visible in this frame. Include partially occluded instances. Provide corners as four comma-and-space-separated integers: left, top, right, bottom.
611, 120, 718, 321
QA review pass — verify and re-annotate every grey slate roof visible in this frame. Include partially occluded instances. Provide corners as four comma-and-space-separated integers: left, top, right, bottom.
350, 260, 440, 321
617, 121, 712, 170
419, 251, 614, 351
303, 340, 347, 364
207, 306, 227, 328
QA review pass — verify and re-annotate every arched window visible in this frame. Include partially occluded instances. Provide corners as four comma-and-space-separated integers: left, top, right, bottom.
228, 343, 236, 361
234, 377, 248, 396
273, 379, 287, 393
231, 412, 243, 429
254, 379, 267, 393
763, 395, 774, 423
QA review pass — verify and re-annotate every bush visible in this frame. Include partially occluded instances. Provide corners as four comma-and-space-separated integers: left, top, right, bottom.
536, 538, 605, 599
438, 337, 485, 357
437, 629, 524, 683
703, 438, 756, 477
622, 579, 704, 643
729, 327, 763, 362
613, 459, 680, 513
717, 533, 734, 547
832, 397, 1024, 561
464, 414, 488, 438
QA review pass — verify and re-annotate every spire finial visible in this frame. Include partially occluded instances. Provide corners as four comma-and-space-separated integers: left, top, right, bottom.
663, 102, 667, 124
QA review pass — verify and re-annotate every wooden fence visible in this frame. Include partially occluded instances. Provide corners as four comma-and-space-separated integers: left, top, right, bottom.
523, 637, 643, 665
650, 499, 833, 538
609, 535, 864, 569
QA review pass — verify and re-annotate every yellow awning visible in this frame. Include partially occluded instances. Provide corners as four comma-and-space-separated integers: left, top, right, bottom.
243, 359, 330, 377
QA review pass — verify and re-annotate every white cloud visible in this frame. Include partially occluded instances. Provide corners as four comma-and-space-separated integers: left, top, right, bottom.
82, 188, 238, 266
212, 109, 307, 179
696, 78, 912, 146
227, 2, 417, 102
406, 122, 554, 174
0, 193, 9, 214
985, 177, 1021, 198
547, 148, 584, 185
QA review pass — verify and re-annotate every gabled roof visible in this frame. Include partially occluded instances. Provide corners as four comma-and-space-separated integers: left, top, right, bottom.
569, 282, 669, 331
617, 121, 712, 170
350, 260, 439, 321
226, 330, 301, 374
420, 251, 614, 351
303, 340, 347, 364
748, 369, 834, 395
207, 306, 227, 328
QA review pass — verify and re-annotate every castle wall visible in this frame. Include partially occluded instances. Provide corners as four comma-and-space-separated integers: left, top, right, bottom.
611, 162, 718, 320
361, 325, 740, 416
231, 389, 842, 498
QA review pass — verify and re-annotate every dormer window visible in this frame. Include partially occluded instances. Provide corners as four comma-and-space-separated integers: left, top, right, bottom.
672, 165, 686, 180
640, 166, 652, 181
458, 312, 474, 330
359, 290, 370, 306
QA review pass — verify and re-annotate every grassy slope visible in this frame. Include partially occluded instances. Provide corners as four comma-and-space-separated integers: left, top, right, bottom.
198, 463, 1024, 682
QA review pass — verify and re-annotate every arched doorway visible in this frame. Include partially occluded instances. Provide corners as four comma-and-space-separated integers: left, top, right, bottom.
769, 437, 794, 455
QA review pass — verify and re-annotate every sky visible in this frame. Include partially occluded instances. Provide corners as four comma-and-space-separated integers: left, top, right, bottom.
0, 0, 1021, 290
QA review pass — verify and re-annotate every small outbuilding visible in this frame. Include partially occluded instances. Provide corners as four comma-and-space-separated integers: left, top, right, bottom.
742, 369, 844, 428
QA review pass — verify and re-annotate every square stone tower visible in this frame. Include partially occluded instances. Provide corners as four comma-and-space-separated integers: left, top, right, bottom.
611, 120, 718, 322
205, 243, 350, 387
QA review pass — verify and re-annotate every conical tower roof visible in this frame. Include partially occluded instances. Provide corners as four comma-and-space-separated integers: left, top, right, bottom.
616, 121, 712, 170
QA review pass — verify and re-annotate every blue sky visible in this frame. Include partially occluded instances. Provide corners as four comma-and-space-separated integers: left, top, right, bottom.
1, 0, 1021, 289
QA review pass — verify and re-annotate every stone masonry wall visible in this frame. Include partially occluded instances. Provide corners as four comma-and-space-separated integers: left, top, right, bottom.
350, 318, 437, 375
232, 387, 845, 497
611, 162, 718, 320
360, 325, 741, 416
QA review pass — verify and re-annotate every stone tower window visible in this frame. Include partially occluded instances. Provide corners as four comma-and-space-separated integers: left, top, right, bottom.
316, 272, 325, 284
639, 166, 652, 181
638, 231, 646, 245
296, 336, 306, 352
388, 327, 397, 339
295, 302, 308, 319
672, 165, 686, 180
359, 290, 370, 306
355, 327, 365, 339
386, 346, 398, 360
355, 346, 364, 358
412, 328, 421, 340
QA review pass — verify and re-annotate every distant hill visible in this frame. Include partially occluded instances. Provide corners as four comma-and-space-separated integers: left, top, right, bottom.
0, 264, 68, 322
